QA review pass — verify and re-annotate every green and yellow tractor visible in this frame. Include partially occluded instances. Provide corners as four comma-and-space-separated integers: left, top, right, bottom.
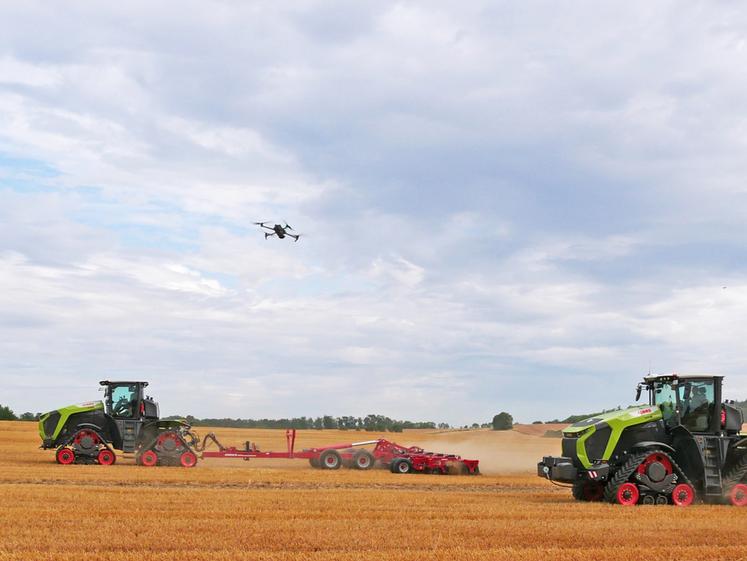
39, 381, 199, 467
538, 374, 747, 505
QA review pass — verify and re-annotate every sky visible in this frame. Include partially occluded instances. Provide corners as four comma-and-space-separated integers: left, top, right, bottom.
2, 1, 747, 425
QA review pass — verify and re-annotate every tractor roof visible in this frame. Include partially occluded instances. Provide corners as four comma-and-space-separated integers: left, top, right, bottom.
643, 373, 723, 383
99, 380, 149, 387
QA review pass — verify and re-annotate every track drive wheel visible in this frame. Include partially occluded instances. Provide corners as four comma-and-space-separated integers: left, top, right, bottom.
572, 481, 604, 502
352, 450, 374, 470
179, 450, 198, 468
671, 483, 695, 506
729, 483, 747, 506
319, 449, 342, 470
140, 450, 158, 467
97, 449, 116, 465
56, 447, 76, 465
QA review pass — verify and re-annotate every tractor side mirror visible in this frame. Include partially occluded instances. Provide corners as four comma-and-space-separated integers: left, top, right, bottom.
635, 385, 642, 402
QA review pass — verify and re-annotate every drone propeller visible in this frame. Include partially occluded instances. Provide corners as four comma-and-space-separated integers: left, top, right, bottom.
254, 221, 269, 226
284, 222, 293, 231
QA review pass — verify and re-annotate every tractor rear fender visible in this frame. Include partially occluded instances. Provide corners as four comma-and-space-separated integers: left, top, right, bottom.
631, 442, 676, 455
734, 437, 747, 449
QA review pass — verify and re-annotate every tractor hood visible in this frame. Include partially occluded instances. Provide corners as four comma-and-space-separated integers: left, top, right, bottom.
563, 405, 662, 436
560, 405, 664, 468
38, 400, 105, 442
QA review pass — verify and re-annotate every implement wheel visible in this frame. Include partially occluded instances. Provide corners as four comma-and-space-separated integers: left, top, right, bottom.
319, 450, 342, 470
729, 483, 747, 506
353, 450, 374, 470
309, 457, 320, 468
56, 447, 75, 465
97, 449, 116, 466
390, 459, 412, 474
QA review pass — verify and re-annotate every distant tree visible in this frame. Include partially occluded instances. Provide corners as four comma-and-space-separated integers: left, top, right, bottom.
492, 412, 513, 431
437, 422, 450, 429
322, 415, 338, 429
471, 423, 480, 429
0, 404, 17, 420
19, 412, 37, 421
532, 421, 543, 425
390, 423, 403, 433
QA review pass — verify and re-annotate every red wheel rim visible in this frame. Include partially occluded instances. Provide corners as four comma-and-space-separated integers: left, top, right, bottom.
636, 453, 673, 477
672, 483, 695, 506
729, 484, 747, 507
97, 449, 115, 465
324, 455, 337, 467
141, 450, 158, 467
357, 456, 370, 468
180, 451, 197, 468
56, 448, 75, 465
616, 482, 639, 506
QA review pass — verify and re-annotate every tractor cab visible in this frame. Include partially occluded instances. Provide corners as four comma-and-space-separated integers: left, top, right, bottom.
100, 381, 160, 453
100, 381, 159, 420
639, 374, 742, 435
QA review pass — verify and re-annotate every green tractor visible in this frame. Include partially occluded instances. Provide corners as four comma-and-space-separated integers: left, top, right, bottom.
39, 380, 199, 467
538, 374, 747, 506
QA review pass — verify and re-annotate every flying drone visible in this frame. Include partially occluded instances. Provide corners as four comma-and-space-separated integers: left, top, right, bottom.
254, 222, 301, 242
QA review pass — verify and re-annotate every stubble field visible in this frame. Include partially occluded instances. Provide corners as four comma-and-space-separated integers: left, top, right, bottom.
1, 420, 745, 561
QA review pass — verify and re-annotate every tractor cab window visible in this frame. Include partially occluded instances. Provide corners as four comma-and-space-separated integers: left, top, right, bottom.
109, 385, 138, 418
651, 382, 678, 424
678, 380, 714, 433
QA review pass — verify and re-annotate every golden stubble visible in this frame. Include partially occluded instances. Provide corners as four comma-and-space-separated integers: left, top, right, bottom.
1, 421, 745, 561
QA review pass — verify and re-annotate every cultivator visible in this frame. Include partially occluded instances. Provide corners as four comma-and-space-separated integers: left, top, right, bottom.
199, 429, 480, 474
39, 380, 479, 474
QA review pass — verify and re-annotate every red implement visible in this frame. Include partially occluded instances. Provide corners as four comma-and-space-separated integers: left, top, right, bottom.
200, 429, 479, 475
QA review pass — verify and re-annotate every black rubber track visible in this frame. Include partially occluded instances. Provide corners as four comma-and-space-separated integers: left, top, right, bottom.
722, 448, 747, 491
603, 451, 648, 503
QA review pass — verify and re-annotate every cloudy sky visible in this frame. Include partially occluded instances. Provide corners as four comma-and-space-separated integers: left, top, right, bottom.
2, 1, 747, 425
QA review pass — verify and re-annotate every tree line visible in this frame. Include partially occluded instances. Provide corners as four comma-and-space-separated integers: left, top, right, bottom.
0, 405, 40, 421
163, 413, 446, 432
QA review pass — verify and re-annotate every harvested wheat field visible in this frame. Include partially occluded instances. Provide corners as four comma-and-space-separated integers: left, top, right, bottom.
1, 421, 746, 561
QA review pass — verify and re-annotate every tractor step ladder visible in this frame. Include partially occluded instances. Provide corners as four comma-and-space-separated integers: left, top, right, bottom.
119, 421, 139, 453
703, 437, 723, 497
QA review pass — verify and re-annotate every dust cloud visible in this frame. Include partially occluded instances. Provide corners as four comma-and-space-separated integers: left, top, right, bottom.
406, 427, 564, 475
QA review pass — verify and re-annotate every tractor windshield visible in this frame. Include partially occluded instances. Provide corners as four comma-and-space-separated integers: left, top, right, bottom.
650, 378, 716, 432
651, 381, 677, 423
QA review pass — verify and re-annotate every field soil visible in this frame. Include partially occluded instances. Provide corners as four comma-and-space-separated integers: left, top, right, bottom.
1, 420, 745, 560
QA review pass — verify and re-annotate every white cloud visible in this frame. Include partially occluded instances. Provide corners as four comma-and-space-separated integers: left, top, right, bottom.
2, 2, 747, 424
